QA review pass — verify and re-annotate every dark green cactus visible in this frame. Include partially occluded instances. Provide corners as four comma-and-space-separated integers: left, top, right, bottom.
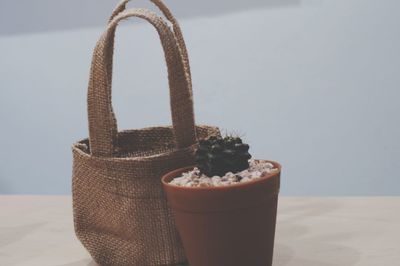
195, 136, 252, 177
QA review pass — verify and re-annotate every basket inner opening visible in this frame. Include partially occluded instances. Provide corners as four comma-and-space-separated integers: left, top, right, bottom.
75, 126, 220, 158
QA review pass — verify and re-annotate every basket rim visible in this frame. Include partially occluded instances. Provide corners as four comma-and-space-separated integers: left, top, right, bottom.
72, 125, 220, 162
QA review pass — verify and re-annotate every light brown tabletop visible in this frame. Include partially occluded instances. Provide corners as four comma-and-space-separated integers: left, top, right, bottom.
0, 196, 399, 266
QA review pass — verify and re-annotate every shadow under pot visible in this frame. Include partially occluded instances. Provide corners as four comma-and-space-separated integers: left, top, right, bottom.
161, 160, 281, 266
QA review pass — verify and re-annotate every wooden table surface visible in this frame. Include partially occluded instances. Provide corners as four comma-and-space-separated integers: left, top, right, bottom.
0, 196, 399, 266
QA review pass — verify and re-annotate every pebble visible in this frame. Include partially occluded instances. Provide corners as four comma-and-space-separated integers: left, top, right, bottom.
169, 159, 279, 187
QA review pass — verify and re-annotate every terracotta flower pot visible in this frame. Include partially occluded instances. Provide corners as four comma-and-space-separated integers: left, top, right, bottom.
161, 160, 281, 266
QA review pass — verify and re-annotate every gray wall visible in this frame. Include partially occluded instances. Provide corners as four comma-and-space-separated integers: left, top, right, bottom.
0, 0, 399, 195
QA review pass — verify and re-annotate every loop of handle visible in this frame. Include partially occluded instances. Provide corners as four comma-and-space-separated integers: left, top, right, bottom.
108, 0, 192, 94
87, 8, 196, 157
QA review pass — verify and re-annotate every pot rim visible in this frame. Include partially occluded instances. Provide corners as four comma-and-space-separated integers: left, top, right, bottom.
162, 159, 281, 191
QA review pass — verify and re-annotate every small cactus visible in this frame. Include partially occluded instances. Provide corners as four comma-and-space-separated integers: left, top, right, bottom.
195, 136, 252, 177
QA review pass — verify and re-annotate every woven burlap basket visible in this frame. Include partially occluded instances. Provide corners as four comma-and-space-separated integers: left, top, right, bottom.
72, 1, 219, 265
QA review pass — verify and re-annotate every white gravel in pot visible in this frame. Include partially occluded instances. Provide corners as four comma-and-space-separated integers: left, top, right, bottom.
169, 159, 279, 187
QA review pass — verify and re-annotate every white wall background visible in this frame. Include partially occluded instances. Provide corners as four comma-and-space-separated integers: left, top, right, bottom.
0, 0, 399, 195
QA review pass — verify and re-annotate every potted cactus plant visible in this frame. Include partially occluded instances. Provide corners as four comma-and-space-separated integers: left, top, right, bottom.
162, 135, 281, 266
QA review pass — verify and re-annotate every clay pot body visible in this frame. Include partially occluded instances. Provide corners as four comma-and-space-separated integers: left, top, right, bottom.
162, 160, 281, 266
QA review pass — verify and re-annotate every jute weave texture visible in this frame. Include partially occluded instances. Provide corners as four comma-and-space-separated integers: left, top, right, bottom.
72, 1, 219, 265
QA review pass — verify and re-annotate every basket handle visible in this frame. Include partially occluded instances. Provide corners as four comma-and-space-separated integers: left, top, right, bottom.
108, 0, 192, 91
87, 8, 196, 157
